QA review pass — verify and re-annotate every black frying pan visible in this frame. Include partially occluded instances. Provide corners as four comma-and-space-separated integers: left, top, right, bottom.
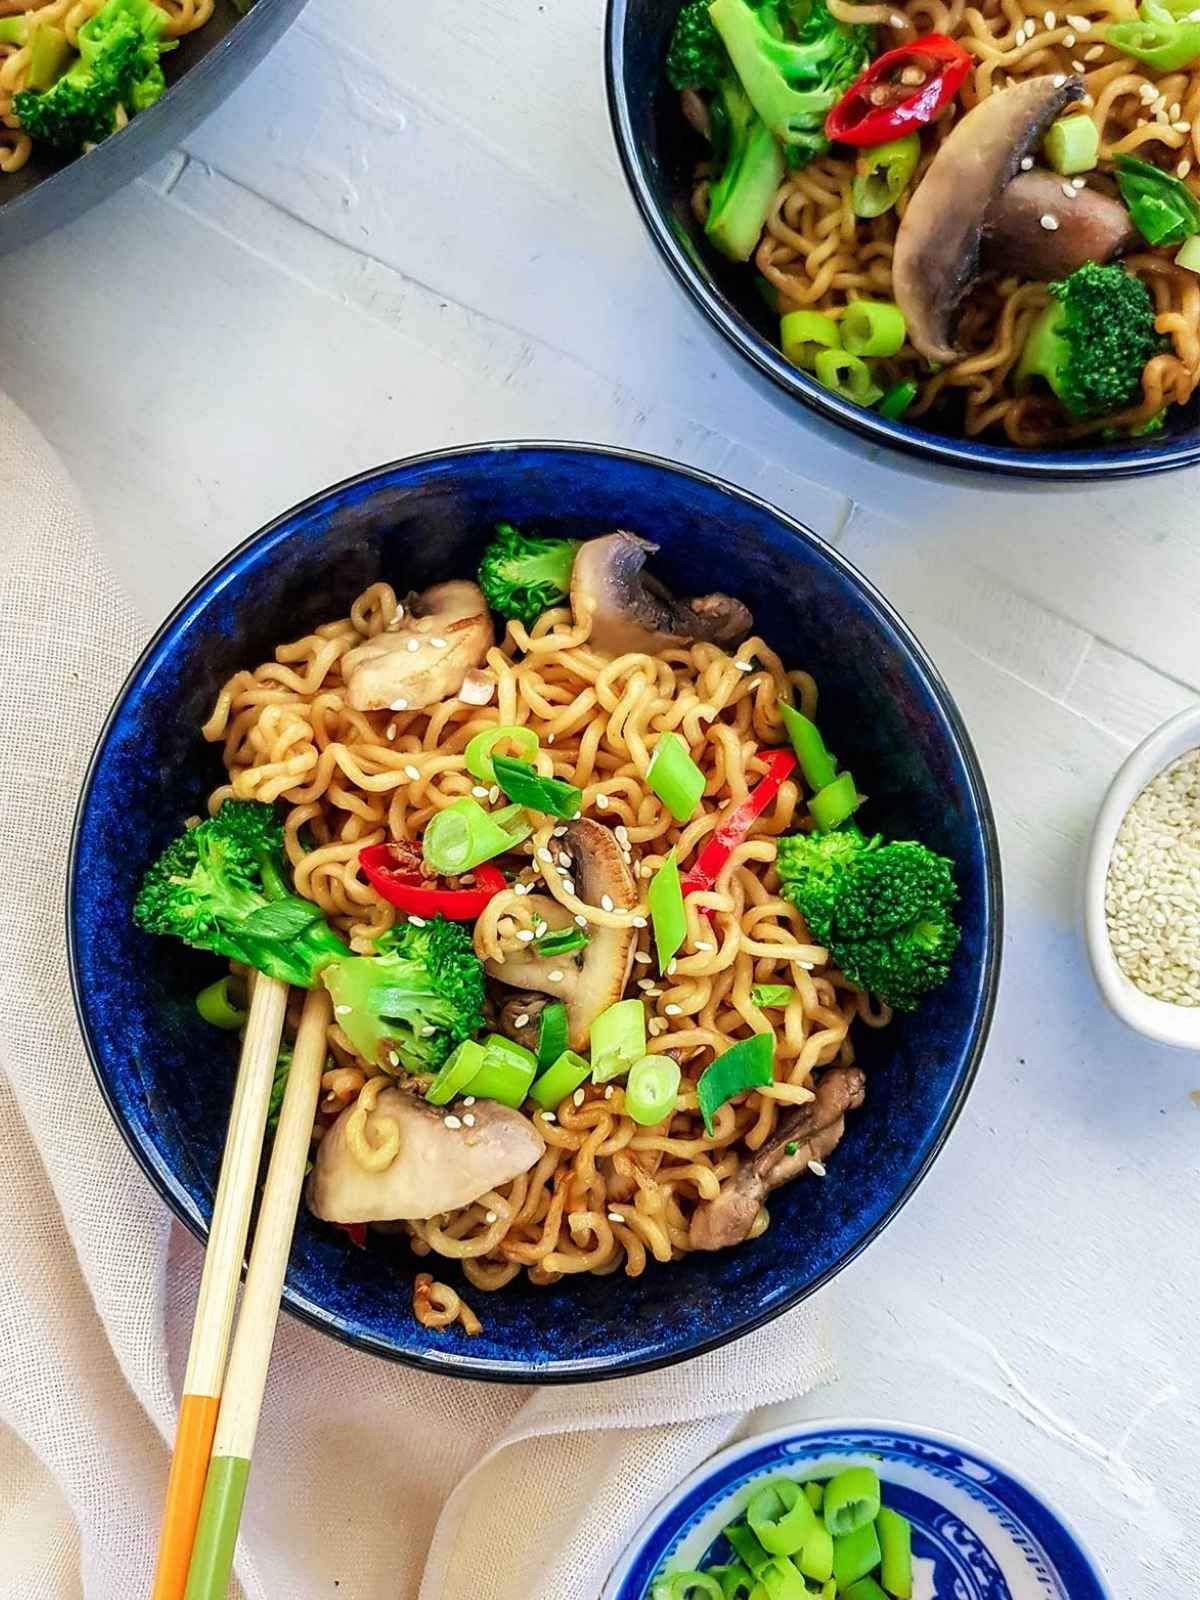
0, 0, 307, 253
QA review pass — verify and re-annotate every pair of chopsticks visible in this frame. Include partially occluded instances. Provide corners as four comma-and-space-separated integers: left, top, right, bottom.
151, 977, 332, 1600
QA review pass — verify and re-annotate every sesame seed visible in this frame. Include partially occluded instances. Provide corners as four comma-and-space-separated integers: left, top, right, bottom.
1040, 213, 1060, 230
1020, 155, 1034, 170
1175, 120, 1191, 134
405, 765, 421, 781
1140, 82, 1158, 102
1072, 175, 1087, 187
485, 1210, 497, 1223
667, 959, 678, 975
1071, 56, 1084, 70
559, 852, 572, 868
1062, 182, 1077, 198
542, 1111, 557, 1123
444, 1115, 463, 1129
408, 915, 427, 928
514, 882, 530, 896
601, 894, 615, 912
421, 1024, 436, 1037
665, 1003, 682, 1016
472, 785, 488, 798
335, 1005, 351, 1015
575, 914, 588, 927
553, 826, 568, 838
615, 825, 631, 845
1067, 12, 1090, 27
464, 1096, 476, 1106
633, 916, 648, 929
538, 847, 553, 863
514, 1013, 530, 1028
547, 732, 555, 743
563, 879, 576, 896
385, 722, 397, 740
548, 969, 565, 982
1044, 9, 1056, 24
608, 1212, 624, 1224
573, 1088, 586, 1106
431, 637, 448, 649
1084, 40, 1103, 55
1063, 31, 1075, 45
517, 929, 535, 942
808, 1160, 827, 1177
634, 951, 652, 964
736, 660, 753, 672
605, 1085, 615, 1099
1178, 158, 1193, 178
1172, 102, 1182, 118
463, 1112, 476, 1127
390, 698, 408, 712
1052, 72, 1067, 86
649, 1018, 668, 1036
389, 1051, 400, 1067
595, 794, 610, 809
695, 940, 715, 952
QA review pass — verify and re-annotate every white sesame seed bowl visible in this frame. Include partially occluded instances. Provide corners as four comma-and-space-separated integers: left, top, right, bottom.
1085, 703, 1200, 1048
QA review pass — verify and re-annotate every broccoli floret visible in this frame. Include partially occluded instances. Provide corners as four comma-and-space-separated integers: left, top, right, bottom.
321, 917, 486, 1073
705, 73, 786, 261
776, 827, 960, 1011
667, 0, 728, 90
478, 522, 582, 627
1016, 261, 1163, 421
134, 801, 349, 988
13, 0, 172, 153
708, 0, 872, 165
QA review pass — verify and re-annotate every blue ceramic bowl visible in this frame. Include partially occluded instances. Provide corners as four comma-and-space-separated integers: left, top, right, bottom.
604, 0, 1200, 481
69, 443, 1001, 1381
604, 1421, 1112, 1599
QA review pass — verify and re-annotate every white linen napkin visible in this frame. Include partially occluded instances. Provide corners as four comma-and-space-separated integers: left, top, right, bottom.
0, 389, 835, 1600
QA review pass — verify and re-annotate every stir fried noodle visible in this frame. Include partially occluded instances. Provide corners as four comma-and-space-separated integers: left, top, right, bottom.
699, 0, 1200, 443
202, 584, 889, 1312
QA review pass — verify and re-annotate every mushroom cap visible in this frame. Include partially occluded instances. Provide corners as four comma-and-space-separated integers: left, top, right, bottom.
307, 1085, 544, 1224
341, 580, 493, 712
894, 76, 1084, 364
983, 167, 1138, 280
485, 817, 639, 1049
571, 531, 753, 657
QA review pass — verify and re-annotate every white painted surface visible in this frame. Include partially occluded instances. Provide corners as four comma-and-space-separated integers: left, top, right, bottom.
2, 3, 1197, 1593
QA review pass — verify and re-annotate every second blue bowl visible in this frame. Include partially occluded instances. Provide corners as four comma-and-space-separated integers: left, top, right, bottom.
69, 442, 1001, 1381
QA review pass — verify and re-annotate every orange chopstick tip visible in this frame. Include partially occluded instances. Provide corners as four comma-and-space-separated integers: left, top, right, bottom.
151, 1394, 221, 1600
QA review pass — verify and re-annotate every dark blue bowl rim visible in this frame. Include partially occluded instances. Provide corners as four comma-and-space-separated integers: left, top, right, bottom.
66, 440, 1003, 1383
603, 1, 1200, 482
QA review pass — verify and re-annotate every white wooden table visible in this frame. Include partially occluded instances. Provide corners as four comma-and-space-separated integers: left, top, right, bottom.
3, 3, 1196, 1592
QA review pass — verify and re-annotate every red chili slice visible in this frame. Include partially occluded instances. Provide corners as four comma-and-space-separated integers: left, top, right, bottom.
681, 748, 798, 898
358, 842, 506, 920
825, 34, 971, 147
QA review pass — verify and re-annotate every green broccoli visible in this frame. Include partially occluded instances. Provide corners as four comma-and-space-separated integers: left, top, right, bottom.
776, 827, 960, 1010
666, 1, 786, 261
322, 917, 486, 1073
13, 0, 173, 153
478, 522, 582, 626
134, 800, 350, 988
1016, 261, 1162, 421
708, 0, 873, 166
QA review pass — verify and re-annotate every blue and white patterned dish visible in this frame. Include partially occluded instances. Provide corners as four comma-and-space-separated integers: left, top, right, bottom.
605, 1421, 1112, 1600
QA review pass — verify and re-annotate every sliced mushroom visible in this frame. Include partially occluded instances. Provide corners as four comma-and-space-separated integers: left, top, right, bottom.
307, 1084, 544, 1224
494, 990, 550, 1053
983, 168, 1138, 279
688, 1066, 866, 1251
486, 817, 638, 1049
341, 581, 493, 712
571, 532, 754, 657
894, 76, 1084, 364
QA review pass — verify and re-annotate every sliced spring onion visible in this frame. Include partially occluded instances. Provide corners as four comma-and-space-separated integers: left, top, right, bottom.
748, 1479, 817, 1557
780, 310, 841, 371
707, 1566, 754, 1600
778, 702, 837, 792
723, 1524, 773, 1578
814, 348, 883, 407
1043, 113, 1099, 175
1115, 151, 1200, 245
648, 847, 687, 972
195, 975, 247, 1031
798, 1525, 833, 1584
536, 1001, 569, 1070
750, 984, 795, 1009
466, 1034, 538, 1108
423, 798, 532, 874
823, 1467, 882, 1537
878, 379, 918, 421
844, 1580, 889, 1600
819, 1583, 836, 1600
491, 754, 582, 819
668, 1576, 724, 1600
589, 998, 647, 1083
465, 725, 539, 783
875, 1507, 912, 1599
850, 133, 920, 218
809, 772, 861, 833
803, 1482, 824, 1511
1177, 234, 1200, 272
534, 925, 589, 957
625, 1054, 682, 1125
831, 1522, 882, 1592
425, 1039, 488, 1106
757, 1555, 807, 1600
529, 1048, 591, 1111
647, 732, 706, 822
840, 301, 907, 359
697, 1031, 774, 1134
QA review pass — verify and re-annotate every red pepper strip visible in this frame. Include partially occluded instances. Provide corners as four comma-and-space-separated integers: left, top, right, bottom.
825, 34, 971, 146
681, 749, 797, 898
359, 843, 506, 920
336, 1222, 367, 1249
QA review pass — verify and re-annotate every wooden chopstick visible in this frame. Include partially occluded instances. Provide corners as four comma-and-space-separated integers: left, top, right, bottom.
183, 984, 333, 1600
151, 972, 290, 1600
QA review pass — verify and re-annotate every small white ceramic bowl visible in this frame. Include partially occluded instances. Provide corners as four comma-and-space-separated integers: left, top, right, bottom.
1084, 702, 1200, 1049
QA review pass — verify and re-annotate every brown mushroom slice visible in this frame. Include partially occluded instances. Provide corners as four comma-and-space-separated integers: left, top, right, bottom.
341, 580, 493, 712
982, 168, 1138, 279
571, 532, 753, 657
493, 990, 550, 1053
688, 1066, 866, 1251
894, 75, 1084, 363
307, 1085, 544, 1224
485, 818, 638, 1049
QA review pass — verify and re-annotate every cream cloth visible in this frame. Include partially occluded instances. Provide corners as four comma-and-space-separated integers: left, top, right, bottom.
0, 390, 835, 1600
